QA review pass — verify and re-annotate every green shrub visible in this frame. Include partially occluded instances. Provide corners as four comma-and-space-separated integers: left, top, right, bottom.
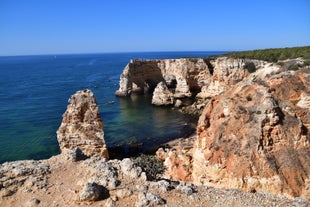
289, 64, 300, 71
223, 46, 310, 62
246, 95, 252, 101
244, 62, 256, 73
133, 154, 165, 181
303, 60, 310, 67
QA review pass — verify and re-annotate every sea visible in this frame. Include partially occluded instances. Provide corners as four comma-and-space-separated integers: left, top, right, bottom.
0, 51, 224, 163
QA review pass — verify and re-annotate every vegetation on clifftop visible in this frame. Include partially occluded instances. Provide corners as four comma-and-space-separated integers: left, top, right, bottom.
223, 46, 310, 62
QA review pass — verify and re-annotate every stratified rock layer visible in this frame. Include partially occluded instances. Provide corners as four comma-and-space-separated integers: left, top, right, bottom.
56, 89, 109, 159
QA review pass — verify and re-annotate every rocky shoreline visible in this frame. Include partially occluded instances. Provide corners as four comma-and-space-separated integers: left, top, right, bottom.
115, 56, 310, 199
1, 56, 310, 206
2, 152, 309, 207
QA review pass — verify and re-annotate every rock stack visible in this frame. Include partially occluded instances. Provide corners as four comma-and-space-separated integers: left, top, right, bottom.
56, 89, 109, 159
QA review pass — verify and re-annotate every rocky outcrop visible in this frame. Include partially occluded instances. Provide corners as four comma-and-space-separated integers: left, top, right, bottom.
115, 57, 279, 107
1, 77, 310, 205
156, 135, 196, 182
79, 182, 109, 201
2, 154, 309, 207
192, 70, 310, 198
56, 89, 109, 159
196, 57, 250, 98
152, 81, 174, 105
0, 160, 50, 197
115, 58, 213, 100
156, 62, 310, 198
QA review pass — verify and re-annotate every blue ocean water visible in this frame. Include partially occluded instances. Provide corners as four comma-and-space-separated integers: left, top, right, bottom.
0, 51, 224, 163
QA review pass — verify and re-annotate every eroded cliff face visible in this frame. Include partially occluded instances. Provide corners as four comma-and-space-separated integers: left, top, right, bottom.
115, 58, 213, 101
193, 69, 310, 198
115, 57, 276, 106
155, 58, 310, 198
56, 89, 109, 159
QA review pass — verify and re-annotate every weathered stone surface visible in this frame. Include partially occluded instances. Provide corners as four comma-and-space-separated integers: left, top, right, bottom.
136, 192, 166, 207
79, 182, 109, 201
0, 160, 50, 197
115, 58, 213, 98
120, 158, 142, 179
83, 157, 120, 190
152, 81, 174, 106
26, 198, 40, 206
176, 183, 195, 195
174, 99, 183, 107
156, 62, 310, 199
1, 153, 309, 206
56, 89, 109, 159
64, 147, 87, 162
115, 188, 133, 199
192, 74, 310, 198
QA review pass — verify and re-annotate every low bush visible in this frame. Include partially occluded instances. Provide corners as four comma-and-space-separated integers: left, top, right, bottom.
223, 46, 310, 62
244, 62, 256, 73
133, 154, 165, 181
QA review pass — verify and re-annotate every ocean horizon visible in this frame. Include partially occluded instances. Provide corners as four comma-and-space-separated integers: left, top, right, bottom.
0, 51, 225, 163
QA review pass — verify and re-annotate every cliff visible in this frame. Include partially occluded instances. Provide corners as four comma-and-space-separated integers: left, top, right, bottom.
1, 56, 310, 206
193, 71, 310, 198
115, 58, 213, 100
154, 58, 310, 199
115, 57, 280, 108
2, 89, 308, 206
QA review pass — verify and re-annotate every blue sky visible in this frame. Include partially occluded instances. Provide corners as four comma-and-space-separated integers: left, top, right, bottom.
0, 0, 309, 56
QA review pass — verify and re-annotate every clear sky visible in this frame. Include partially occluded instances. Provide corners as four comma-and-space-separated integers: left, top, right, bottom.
0, 0, 309, 56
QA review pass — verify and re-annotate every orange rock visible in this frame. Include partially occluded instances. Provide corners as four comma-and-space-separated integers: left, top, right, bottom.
57, 89, 109, 159
193, 74, 310, 198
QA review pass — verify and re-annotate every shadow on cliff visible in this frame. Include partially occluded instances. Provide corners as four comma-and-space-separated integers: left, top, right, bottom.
108, 125, 196, 159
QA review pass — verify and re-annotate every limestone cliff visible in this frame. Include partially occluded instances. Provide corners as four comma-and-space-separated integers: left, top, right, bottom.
115, 58, 213, 101
193, 75, 310, 197
158, 64, 310, 198
115, 57, 277, 106
57, 89, 109, 159
1, 59, 310, 206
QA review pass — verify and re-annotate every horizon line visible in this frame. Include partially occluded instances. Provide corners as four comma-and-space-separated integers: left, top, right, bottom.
0, 50, 231, 58
1, 45, 309, 57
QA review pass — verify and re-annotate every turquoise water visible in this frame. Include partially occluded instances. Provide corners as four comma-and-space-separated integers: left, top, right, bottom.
0, 52, 224, 163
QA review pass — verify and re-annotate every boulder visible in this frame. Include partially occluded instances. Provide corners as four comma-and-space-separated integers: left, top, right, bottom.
120, 158, 142, 179
56, 89, 109, 159
152, 82, 174, 106
83, 157, 120, 190
64, 147, 87, 162
136, 192, 166, 207
79, 182, 109, 201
